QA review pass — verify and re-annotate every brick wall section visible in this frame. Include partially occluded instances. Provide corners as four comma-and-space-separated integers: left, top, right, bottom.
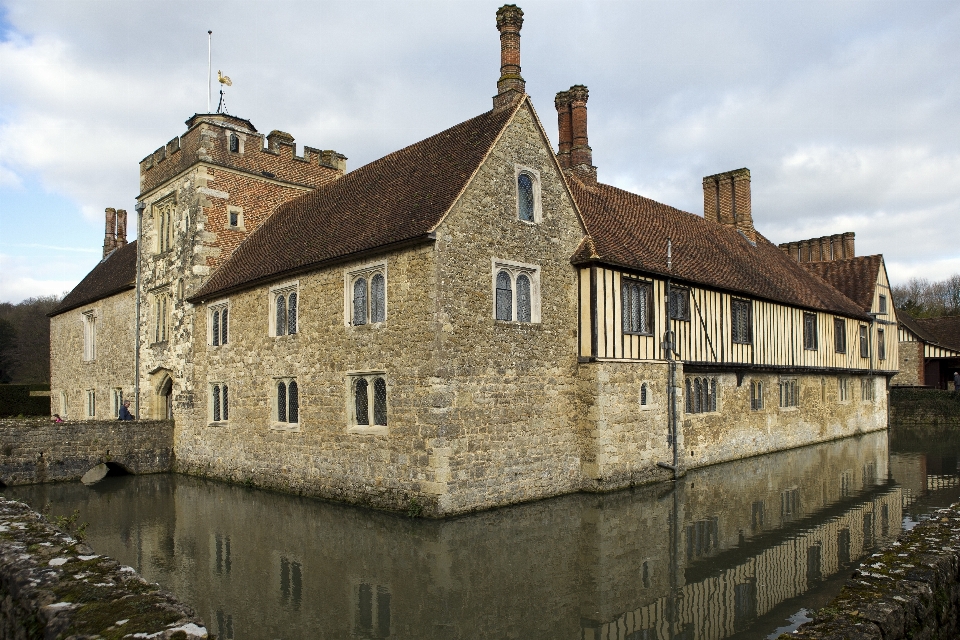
139, 115, 343, 195
48, 289, 135, 420
789, 503, 960, 640
0, 498, 206, 639
0, 418, 173, 485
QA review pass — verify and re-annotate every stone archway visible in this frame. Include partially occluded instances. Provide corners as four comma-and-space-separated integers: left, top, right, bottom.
150, 370, 175, 420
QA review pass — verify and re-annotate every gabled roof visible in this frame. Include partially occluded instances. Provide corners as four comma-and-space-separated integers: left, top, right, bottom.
190, 103, 519, 301
48, 241, 138, 317
567, 176, 869, 319
915, 315, 960, 352
801, 256, 883, 313
896, 308, 936, 343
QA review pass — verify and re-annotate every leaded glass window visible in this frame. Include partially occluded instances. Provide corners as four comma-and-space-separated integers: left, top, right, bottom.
229, 134, 240, 153
803, 313, 818, 350
731, 299, 752, 344
276, 294, 287, 336
288, 381, 299, 423
373, 377, 387, 426
685, 376, 717, 414
622, 280, 651, 334
751, 380, 763, 410
353, 278, 368, 326
213, 384, 221, 422
516, 274, 531, 323
371, 274, 385, 323
355, 378, 369, 425
222, 384, 228, 421
496, 271, 512, 321
212, 309, 220, 346
669, 288, 690, 321
518, 173, 535, 222
287, 292, 297, 335
277, 382, 287, 422
640, 383, 648, 406
834, 318, 846, 353
220, 308, 228, 345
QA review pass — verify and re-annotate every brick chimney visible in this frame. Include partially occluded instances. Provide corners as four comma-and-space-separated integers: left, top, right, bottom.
702, 168, 755, 242
115, 210, 128, 248
493, 5, 525, 111
555, 90, 572, 170
102, 208, 117, 257
778, 232, 856, 263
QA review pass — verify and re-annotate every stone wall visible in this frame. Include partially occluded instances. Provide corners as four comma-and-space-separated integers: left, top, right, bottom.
49, 288, 135, 420
0, 497, 206, 639
0, 418, 173, 486
789, 503, 960, 640
892, 339, 924, 386
889, 387, 960, 428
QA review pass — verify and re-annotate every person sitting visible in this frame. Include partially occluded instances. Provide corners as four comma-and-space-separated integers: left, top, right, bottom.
118, 400, 134, 421
52, 414, 64, 423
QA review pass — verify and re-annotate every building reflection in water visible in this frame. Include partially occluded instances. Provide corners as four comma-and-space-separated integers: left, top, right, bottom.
7, 430, 907, 640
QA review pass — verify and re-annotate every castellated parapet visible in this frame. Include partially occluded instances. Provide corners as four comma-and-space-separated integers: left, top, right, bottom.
138, 113, 347, 196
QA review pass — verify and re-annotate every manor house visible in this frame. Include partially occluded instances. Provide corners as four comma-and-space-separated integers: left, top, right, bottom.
48, 5, 897, 517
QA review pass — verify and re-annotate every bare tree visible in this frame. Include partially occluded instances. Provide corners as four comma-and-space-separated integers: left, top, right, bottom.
892, 273, 960, 318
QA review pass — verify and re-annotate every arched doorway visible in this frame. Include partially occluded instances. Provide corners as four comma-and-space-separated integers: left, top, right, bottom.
150, 370, 175, 420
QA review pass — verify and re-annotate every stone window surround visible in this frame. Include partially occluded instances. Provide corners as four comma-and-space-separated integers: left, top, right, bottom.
860, 377, 876, 403
208, 299, 230, 347
153, 193, 177, 254
838, 376, 850, 403
85, 389, 96, 419
269, 280, 299, 338
58, 391, 68, 418
271, 376, 300, 432
514, 164, 543, 224
81, 309, 97, 362
208, 381, 229, 426
638, 382, 652, 410
150, 287, 172, 345
778, 378, 799, 410
227, 130, 246, 154
344, 261, 387, 327
750, 379, 764, 411
492, 258, 542, 323
347, 371, 388, 436
226, 205, 245, 231
111, 388, 123, 419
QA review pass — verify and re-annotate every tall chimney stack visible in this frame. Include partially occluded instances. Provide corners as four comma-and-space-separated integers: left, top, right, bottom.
115, 209, 128, 248
493, 5, 525, 111
555, 90, 573, 170
102, 208, 117, 257
701, 168, 756, 242
568, 85, 595, 181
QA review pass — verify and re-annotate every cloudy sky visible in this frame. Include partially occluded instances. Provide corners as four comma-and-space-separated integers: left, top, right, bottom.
1, 0, 959, 303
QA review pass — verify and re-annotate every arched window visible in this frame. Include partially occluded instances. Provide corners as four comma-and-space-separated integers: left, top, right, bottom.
685, 379, 693, 413
277, 382, 287, 423
516, 274, 531, 323
353, 278, 368, 326
276, 294, 287, 336
288, 381, 298, 423
373, 377, 387, 426
355, 378, 369, 425
371, 274, 385, 323
518, 173, 535, 222
686, 376, 718, 414
213, 384, 221, 422
287, 292, 297, 335
229, 134, 240, 153
496, 271, 512, 321
693, 378, 702, 413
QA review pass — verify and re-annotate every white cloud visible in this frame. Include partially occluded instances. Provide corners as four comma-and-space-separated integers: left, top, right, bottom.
0, 253, 78, 302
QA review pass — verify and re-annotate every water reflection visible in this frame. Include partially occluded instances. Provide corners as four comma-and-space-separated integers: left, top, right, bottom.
6, 431, 903, 640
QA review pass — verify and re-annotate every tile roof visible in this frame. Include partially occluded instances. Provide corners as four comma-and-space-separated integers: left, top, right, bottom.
896, 309, 936, 343
190, 103, 519, 301
800, 256, 882, 313
48, 242, 138, 317
915, 315, 960, 352
567, 176, 869, 319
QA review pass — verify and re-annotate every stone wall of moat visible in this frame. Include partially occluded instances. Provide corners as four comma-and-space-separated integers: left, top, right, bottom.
0, 497, 206, 639
0, 418, 173, 486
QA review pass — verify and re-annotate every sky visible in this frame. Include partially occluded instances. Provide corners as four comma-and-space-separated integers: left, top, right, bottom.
1, 0, 959, 303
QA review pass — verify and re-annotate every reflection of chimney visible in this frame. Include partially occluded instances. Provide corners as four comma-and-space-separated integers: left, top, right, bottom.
116, 210, 128, 248
555, 90, 572, 170
702, 168, 755, 242
103, 208, 117, 257
493, 5, 525, 111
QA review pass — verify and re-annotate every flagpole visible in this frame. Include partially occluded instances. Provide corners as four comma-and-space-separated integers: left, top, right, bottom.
207, 31, 212, 113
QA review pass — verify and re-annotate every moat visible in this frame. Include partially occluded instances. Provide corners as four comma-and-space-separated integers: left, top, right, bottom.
4, 428, 957, 640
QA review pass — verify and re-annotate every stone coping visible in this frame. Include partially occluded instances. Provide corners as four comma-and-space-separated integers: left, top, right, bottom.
788, 504, 960, 639
0, 497, 207, 639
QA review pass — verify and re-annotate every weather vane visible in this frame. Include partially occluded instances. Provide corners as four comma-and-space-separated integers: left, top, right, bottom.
217, 70, 233, 114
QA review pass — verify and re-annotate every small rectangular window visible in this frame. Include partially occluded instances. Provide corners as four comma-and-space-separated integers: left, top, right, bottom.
750, 380, 764, 410
669, 288, 690, 321
226, 205, 244, 230
834, 318, 846, 353
112, 388, 123, 418
838, 377, 849, 402
877, 328, 885, 361
82, 311, 96, 361
803, 313, 818, 351
731, 299, 752, 344
859, 325, 869, 358
878, 294, 887, 314
86, 389, 96, 418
